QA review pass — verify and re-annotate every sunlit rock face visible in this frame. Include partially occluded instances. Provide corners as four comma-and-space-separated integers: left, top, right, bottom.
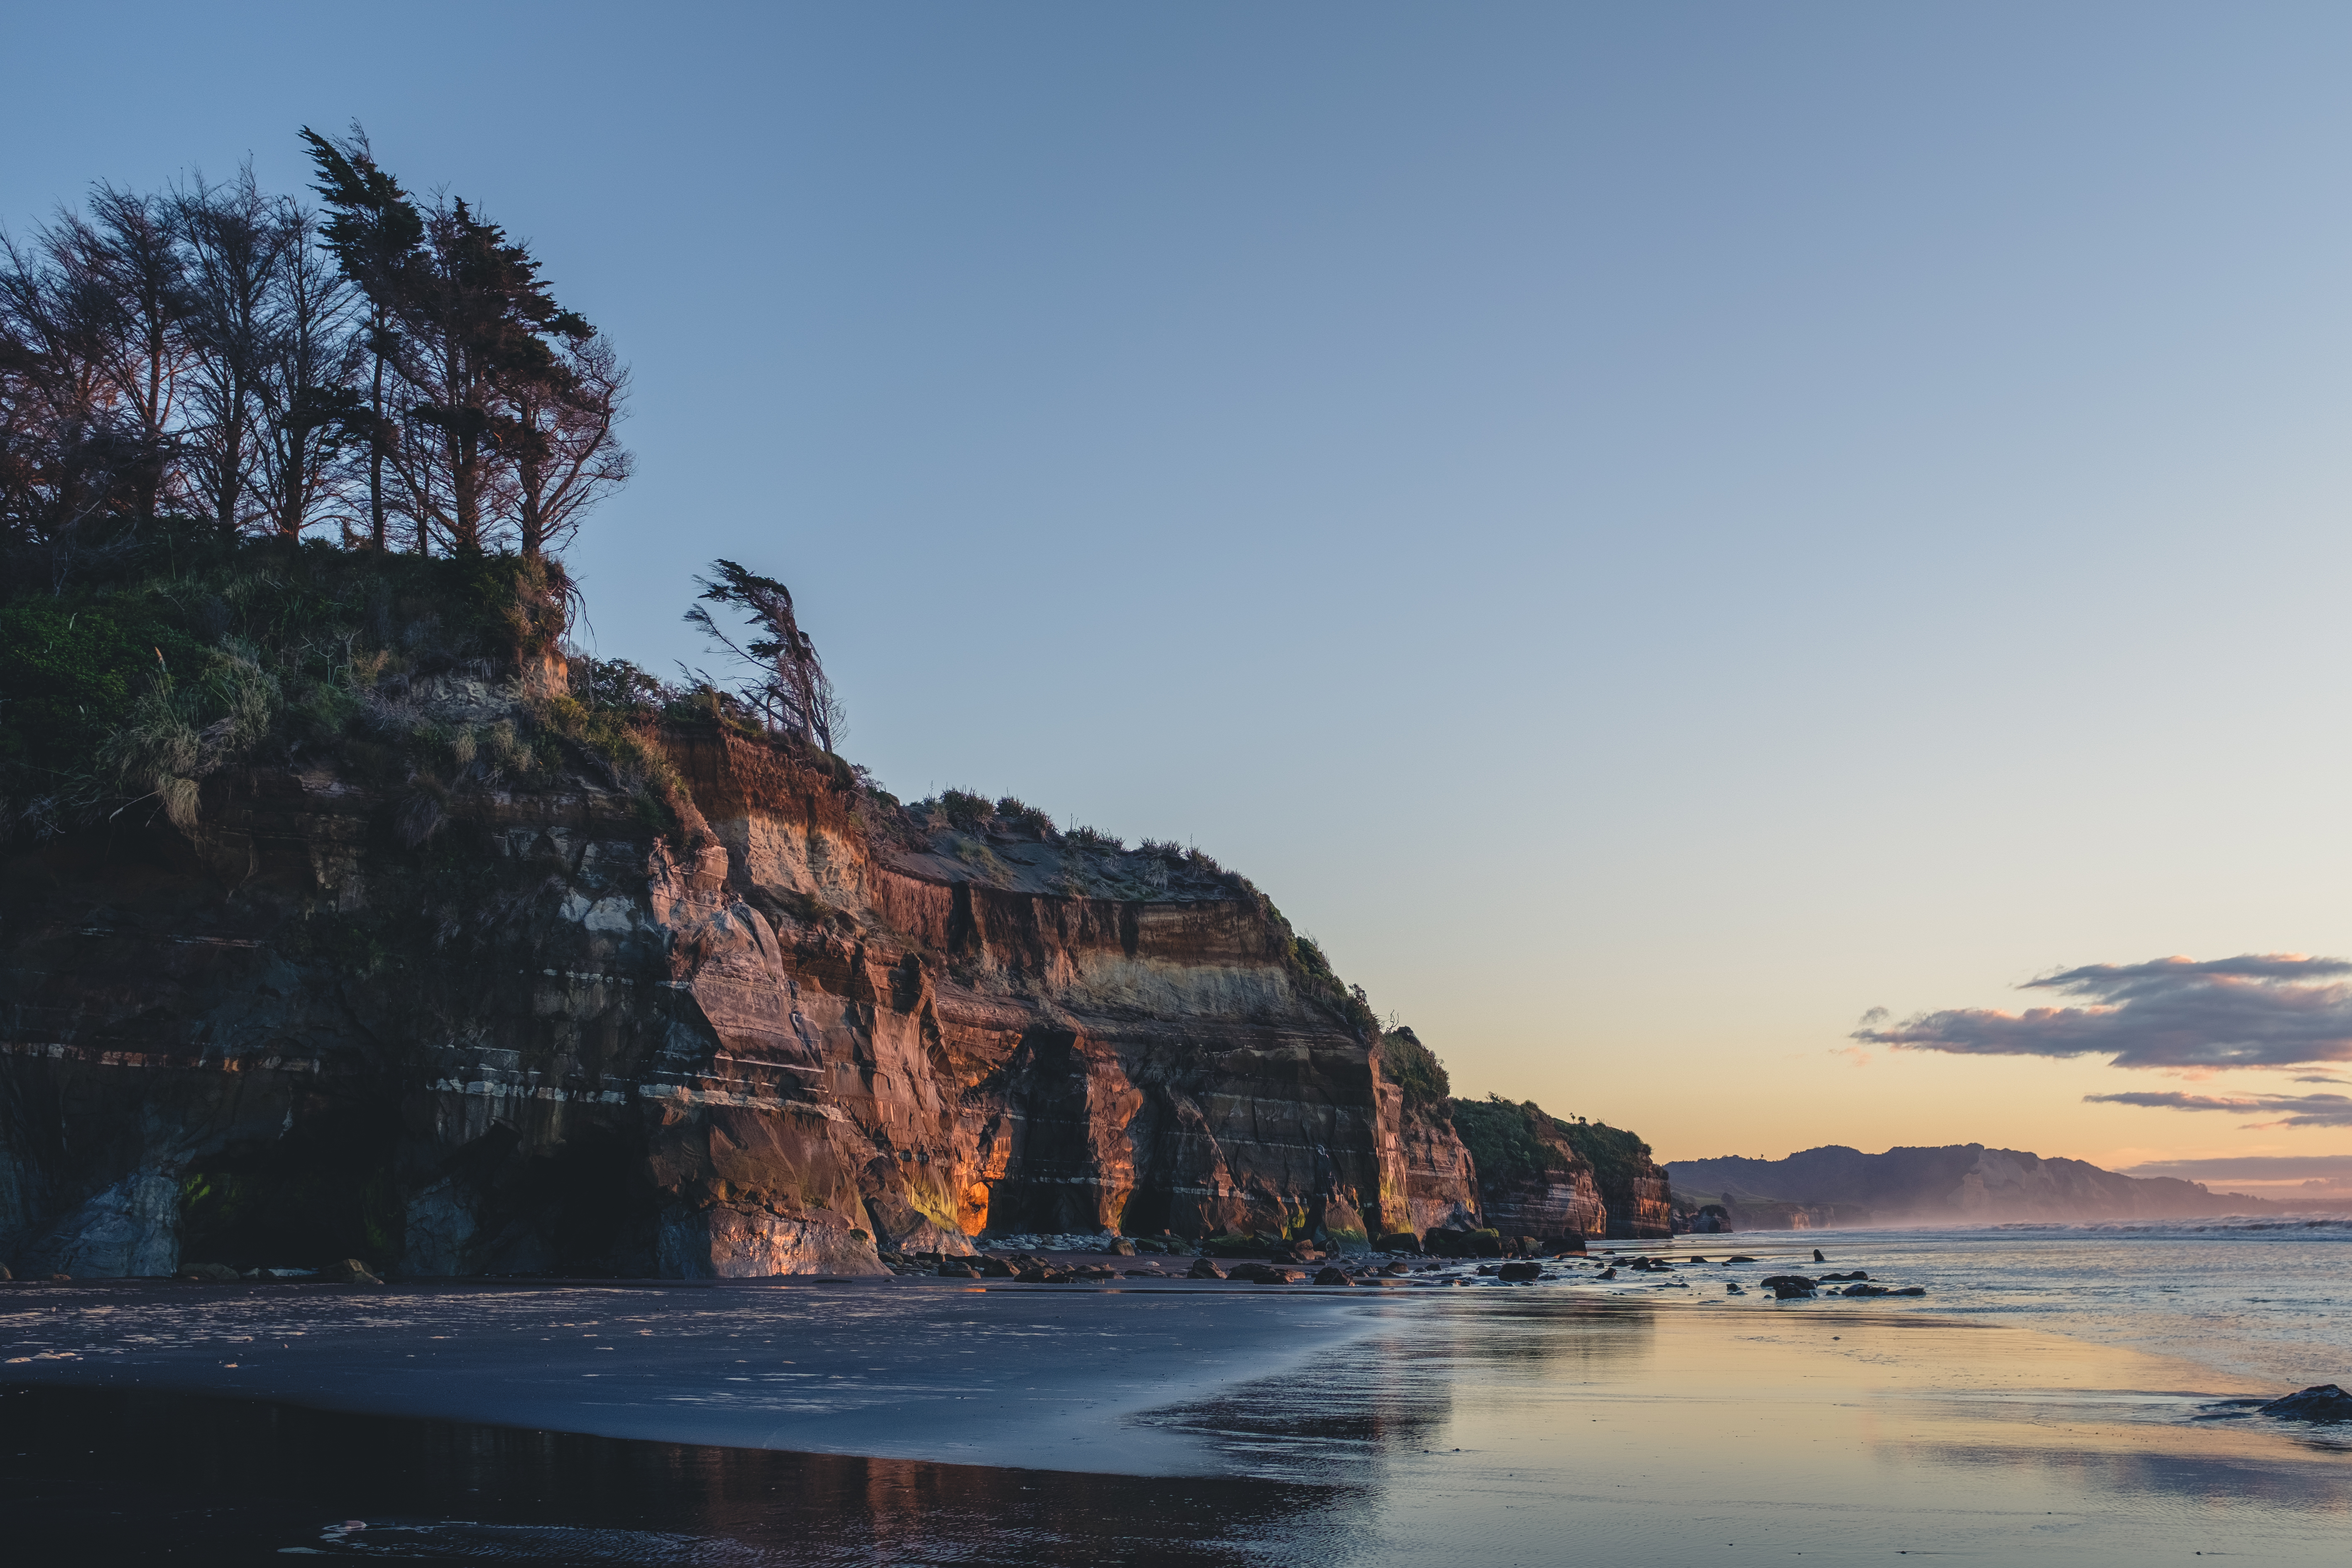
0, 721, 1480, 1278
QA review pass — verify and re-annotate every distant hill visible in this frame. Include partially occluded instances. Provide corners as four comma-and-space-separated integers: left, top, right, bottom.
1666, 1144, 2281, 1229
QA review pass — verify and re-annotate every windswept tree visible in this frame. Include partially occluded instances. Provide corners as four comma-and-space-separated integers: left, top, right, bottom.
301, 125, 422, 551
397, 197, 601, 556
3, 127, 626, 575
686, 560, 843, 753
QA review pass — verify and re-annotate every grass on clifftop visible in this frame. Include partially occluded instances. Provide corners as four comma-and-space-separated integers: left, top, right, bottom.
1450, 1093, 1658, 1197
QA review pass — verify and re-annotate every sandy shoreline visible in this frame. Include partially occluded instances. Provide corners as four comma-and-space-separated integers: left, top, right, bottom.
8, 1247, 2352, 1562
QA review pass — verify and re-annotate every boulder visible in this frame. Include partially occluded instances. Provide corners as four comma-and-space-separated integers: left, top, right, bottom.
1187, 1257, 1226, 1279
1377, 1233, 1423, 1254
178, 1263, 239, 1282
1313, 1267, 1352, 1285
317, 1258, 382, 1284
1106, 1239, 1137, 1256
1813, 1249, 1826, 1263
2259, 1385, 2352, 1423
937, 1261, 980, 1278
976, 1256, 1016, 1278
1496, 1262, 1542, 1282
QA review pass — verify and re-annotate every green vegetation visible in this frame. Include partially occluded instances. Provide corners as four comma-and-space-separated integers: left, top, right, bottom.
1556, 1115, 1656, 1203
0, 531, 570, 837
1450, 1096, 1565, 1185
1378, 1026, 1452, 1110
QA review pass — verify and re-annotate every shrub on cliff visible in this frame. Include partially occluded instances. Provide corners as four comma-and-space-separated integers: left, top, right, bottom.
1451, 1096, 1565, 1186
1378, 1026, 1451, 1110
1554, 1115, 1656, 1204
0, 533, 570, 839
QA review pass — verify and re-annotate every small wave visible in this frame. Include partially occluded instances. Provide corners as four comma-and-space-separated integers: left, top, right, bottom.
304, 1519, 791, 1563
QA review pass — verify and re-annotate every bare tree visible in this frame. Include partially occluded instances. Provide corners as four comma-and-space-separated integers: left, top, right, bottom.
503, 330, 630, 558
176, 166, 293, 535
56, 188, 191, 521
0, 227, 147, 586
252, 203, 362, 541
685, 560, 844, 753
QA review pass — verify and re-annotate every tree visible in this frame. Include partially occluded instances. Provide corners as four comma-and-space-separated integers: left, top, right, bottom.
60, 188, 192, 522
0, 222, 153, 586
175, 166, 293, 535
251, 202, 362, 542
301, 125, 422, 551
397, 196, 591, 555
686, 560, 843, 753
502, 329, 630, 558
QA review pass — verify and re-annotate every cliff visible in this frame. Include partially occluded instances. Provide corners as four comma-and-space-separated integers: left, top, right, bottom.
1668, 1144, 2283, 1227
1449, 1095, 1669, 1240
0, 544, 1496, 1277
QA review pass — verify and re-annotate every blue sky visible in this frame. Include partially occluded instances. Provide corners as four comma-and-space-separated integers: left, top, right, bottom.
14, 4, 2352, 1179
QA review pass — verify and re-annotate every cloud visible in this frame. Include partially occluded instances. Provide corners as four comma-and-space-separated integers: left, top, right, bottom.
2084, 1089, 2352, 1127
1854, 954, 2352, 1069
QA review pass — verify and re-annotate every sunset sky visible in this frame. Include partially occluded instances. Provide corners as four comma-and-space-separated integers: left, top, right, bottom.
13, 4, 2352, 1199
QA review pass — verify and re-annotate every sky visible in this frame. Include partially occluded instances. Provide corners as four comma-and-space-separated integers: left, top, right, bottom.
12, 3, 2352, 1194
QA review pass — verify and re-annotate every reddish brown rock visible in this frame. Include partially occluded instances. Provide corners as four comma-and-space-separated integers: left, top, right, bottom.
0, 705, 1462, 1278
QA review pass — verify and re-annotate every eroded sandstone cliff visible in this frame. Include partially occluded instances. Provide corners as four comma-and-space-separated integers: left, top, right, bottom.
0, 673, 1486, 1277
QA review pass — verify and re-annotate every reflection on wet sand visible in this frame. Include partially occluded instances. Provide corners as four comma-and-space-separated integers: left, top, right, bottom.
0, 1383, 1345, 1565
1151, 1295, 2352, 1563
8, 1293, 2351, 1564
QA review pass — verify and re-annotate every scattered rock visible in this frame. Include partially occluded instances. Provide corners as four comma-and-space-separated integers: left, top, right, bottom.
2259, 1385, 2352, 1423
1761, 1274, 1817, 1299
1888, 1286, 1925, 1297
48, 1274, 72, 1284
1187, 1257, 1226, 1280
1840, 1282, 1889, 1297
1106, 1239, 1137, 1256
1813, 1249, 1826, 1263
1726, 1282, 1745, 1294
1378, 1232, 1423, 1254
178, 1263, 238, 1282
1314, 1267, 1352, 1285
1596, 1266, 1618, 1279
317, 1258, 382, 1285
1496, 1262, 1542, 1283
1725, 1255, 1756, 1263
1123, 1268, 1164, 1278
937, 1261, 980, 1278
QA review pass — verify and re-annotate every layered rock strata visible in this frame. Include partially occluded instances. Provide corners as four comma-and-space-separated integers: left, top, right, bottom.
0, 707, 1486, 1277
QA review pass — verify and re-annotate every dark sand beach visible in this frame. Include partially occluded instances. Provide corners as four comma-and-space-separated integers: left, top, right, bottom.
7, 1238, 2352, 1564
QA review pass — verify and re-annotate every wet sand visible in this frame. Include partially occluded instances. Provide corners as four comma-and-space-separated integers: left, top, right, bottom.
6, 1273, 2351, 1562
